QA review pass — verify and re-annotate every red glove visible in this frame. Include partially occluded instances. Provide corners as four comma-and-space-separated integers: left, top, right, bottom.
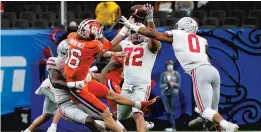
151, 80, 156, 88
141, 96, 160, 113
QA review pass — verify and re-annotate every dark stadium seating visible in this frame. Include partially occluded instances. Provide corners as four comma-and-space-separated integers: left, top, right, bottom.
13, 20, 30, 29
20, 12, 36, 23
171, 11, 187, 18
234, 3, 255, 16
1, 12, 16, 22
241, 24, 257, 28
78, 12, 94, 19
230, 10, 245, 26
223, 17, 239, 27
163, 17, 179, 27
47, 5, 61, 12
1, 1, 261, 29
27, 5, 43, 14
154, 11, 169, 21
66, 11, 76, 22
191, 10, 207, 25
1, 20, 10, 29
200, 25, 216, 29
221, 25, 237, 29
34, 20, 49, 29
249, 10, 261, 18
244, 17, 259, 27
67, 5, 82, 14
210, 10, 226, 24
40, 12, 57, 23
203, 17, 219, 27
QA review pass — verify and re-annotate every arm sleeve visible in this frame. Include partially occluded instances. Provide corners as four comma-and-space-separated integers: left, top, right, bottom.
160, 72, 168, 89
175, 71, 181, 88
103, 41, 112, 51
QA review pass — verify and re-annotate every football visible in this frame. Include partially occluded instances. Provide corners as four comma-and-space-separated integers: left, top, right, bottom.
131, 5, 149, 22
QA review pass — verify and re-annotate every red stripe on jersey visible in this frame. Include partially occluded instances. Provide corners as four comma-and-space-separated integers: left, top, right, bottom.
46, 63, 56, 66
48, 59, 55, 62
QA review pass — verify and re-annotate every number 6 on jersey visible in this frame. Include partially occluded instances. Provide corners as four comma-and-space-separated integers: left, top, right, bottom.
66, 48, 82, 68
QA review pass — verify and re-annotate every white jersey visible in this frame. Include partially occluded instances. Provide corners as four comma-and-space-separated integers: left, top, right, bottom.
171, 30, 210, 73
46, 57, 70, 104
120, 39, 157, 85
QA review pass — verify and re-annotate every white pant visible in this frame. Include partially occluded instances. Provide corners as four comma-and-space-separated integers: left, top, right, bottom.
117, 83, 151, 120
58, 100, 97, 125
190, 65, 220, 114
40, 87, 57, 114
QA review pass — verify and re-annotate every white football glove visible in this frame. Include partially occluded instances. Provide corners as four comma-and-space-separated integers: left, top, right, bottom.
119, 16, 135, 36
96, 26, 104, 39
85, 73, 93, 83
120, 16, 140, 32
67, 80, 85, 89
144, 3, 154, 22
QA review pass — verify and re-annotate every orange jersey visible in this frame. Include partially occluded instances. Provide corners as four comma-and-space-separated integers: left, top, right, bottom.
105, 56, 124, 85
64, 32, 111, 82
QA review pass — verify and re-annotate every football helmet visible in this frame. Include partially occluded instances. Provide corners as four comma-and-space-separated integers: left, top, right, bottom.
77, 19, 103, 40
57, 39, 69, 60
174, 17, 198, 34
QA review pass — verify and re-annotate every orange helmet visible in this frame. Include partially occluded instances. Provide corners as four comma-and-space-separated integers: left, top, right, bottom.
77, 19, 103, 40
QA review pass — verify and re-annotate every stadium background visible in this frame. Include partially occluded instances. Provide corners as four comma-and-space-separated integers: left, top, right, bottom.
1, 1, 261, 131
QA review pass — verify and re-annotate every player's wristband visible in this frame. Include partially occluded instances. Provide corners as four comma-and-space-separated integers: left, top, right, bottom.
134, 101, 142, 109
67, 82, 76, 88
119, 26, 129, 36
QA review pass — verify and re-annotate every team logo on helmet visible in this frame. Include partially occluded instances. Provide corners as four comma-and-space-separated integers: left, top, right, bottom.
77, 19, 102, 40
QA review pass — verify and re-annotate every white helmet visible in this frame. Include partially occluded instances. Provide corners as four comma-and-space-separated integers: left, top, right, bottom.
57, 39, 69, 60
174, 17, 198, 34
129, 22, 147, 44
77, 19, 102, 40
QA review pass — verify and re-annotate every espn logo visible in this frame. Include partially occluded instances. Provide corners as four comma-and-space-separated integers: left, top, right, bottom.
0, 56, 27, 92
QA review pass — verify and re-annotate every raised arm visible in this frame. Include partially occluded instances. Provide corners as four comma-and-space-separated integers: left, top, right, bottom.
120, 16, 173, 43
100, 60, 122, 84
144, 3, 162, 54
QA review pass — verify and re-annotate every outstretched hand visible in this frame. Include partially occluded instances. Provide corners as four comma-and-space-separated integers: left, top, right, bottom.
144, 3, 154, 22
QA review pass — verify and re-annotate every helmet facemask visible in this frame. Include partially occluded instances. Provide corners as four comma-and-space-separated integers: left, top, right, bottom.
129, 22, 147, 44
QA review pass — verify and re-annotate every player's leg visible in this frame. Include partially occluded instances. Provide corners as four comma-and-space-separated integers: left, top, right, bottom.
69, 85, 123, 132
106, 79, 121, 111
47, 109, 61, 132
192, 66, 239, 132
132, 84, 152, 132
24, 97, 54, 132
88, 80, 158, 110
210, 67, 238, 131
58, 101, 107, 132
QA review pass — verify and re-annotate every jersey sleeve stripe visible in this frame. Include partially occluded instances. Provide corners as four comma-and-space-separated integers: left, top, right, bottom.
48, 59, 55, 62
46, 63, 56, 66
